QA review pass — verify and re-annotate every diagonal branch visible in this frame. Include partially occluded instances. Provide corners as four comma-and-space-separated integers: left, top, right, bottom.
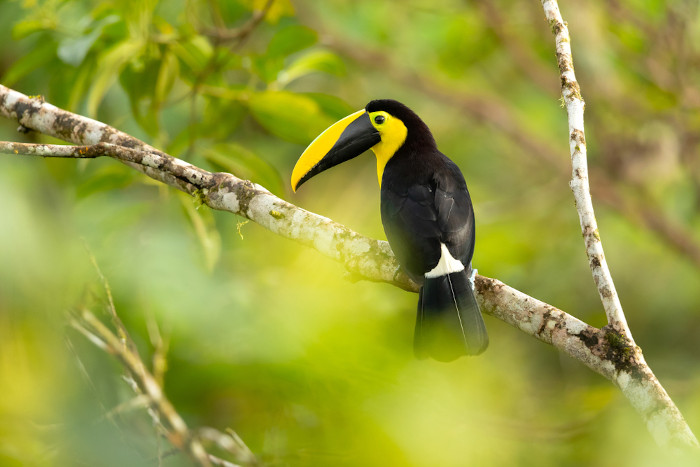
70, 251, 259, 466
202, 0, 275, 45
540, 0, 632, 339
70, 309, 212, 466
539, 0, 697, 449
71, 307, 258, 466
0, 84, 696, 448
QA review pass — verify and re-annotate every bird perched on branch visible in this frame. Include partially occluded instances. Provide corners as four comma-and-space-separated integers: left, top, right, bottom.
291, 99, 487, 361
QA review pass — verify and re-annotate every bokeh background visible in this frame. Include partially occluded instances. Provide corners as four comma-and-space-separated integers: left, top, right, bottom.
1, 0, 699, 465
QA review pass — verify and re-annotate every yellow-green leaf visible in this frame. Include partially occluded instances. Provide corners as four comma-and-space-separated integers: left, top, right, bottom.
179, 192, 221, 272
1, 39, 56, 86
278, 50, 346, 87
248, 91, 333, 145
267, 25, 317, 58
203, 143, 285, 196
154, 49, 179, 107
86, 40, 145, 117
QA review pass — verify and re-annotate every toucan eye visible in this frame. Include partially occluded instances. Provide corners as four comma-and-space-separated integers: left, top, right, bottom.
374, 115, 385, 125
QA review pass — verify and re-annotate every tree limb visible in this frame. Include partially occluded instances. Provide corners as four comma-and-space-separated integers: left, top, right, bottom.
539, 0, 698, 449
0, 84, 696, 449
540, 1, 632, 340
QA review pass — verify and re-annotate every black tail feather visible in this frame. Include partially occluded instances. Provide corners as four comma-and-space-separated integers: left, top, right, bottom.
414, 269, 488, 361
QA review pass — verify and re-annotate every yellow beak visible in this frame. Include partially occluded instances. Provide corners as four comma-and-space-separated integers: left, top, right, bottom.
291, 109, 380, 192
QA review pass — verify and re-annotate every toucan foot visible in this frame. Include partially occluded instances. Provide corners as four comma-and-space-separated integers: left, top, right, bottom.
469, 268, 478, 287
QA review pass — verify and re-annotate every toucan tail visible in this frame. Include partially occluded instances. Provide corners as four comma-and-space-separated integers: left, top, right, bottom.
414, 269, 488, 361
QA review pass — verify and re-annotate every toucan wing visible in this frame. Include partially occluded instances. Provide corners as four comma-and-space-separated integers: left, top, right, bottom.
381, 182, 441, 281
432, 158, 475, 265
381, 157, 474, 278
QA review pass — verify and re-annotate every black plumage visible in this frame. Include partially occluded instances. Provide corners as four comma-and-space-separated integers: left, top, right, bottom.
292, 99, 488, 361
369, 100, 488, 361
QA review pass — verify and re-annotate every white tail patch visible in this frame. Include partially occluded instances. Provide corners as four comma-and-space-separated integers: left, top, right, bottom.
425, 243, 465, 278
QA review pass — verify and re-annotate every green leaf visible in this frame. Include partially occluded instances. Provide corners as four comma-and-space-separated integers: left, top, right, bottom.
1, 39, 56, 86
58, 32, 101, 67
75, 164, 135, 199
248, 91, 334, 145
170, 34, 213, 78
199, 97, 248, 139
86, 39, 145, 117
278, 50, 346, 86
57, 15, 120, 67
203, 143, 285, 196
267, 25, 317, 58
12, 19, 54, 40
119, 59, 161, 137
304, 93, 355, 120
67, 61, 95, 111
252, 27, 319, 84
250, 54, 284, 83
154, 49, 180, 107
179, 192, 221, 272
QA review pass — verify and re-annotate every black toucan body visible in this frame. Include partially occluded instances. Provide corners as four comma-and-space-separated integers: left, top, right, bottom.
291, 99, 488, 361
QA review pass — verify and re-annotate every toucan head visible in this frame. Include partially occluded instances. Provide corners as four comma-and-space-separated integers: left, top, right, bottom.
291, 99, 435, 191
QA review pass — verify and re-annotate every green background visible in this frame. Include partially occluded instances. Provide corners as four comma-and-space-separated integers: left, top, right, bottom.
1, 0, 699, 465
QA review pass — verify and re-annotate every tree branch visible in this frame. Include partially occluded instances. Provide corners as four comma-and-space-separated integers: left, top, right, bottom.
71, 309, 211, 466
202, 0, 275, 45
69, 251, 259, 466
71, 306, 258, 466
541, 0, 633, 338
539, 0, 698, 449
0, 84, 696, 448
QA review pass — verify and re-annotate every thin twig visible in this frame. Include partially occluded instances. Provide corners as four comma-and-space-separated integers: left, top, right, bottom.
0, 141, 99, 158
203, 0, 275, 45
66, 257, 260, 465
84, 241, 136, 352
199, 427, 257, 466
76, 308, 213, 465
72, 306, 262, 466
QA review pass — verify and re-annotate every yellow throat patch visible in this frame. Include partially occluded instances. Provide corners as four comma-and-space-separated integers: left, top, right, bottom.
368, 110, 407, 186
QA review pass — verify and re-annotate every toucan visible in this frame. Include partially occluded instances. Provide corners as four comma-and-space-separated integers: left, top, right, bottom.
291, 99, 488, 361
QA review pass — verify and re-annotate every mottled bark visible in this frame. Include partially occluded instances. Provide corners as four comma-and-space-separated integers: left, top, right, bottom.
540, 0, 631, 339
539, 0, 697, 448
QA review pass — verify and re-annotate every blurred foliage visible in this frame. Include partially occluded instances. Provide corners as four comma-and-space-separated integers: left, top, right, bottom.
1, 0, 700, 465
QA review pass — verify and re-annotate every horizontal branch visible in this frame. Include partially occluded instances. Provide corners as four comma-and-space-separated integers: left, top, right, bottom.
0, 84, 696, 449
0, 141, 99, 157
